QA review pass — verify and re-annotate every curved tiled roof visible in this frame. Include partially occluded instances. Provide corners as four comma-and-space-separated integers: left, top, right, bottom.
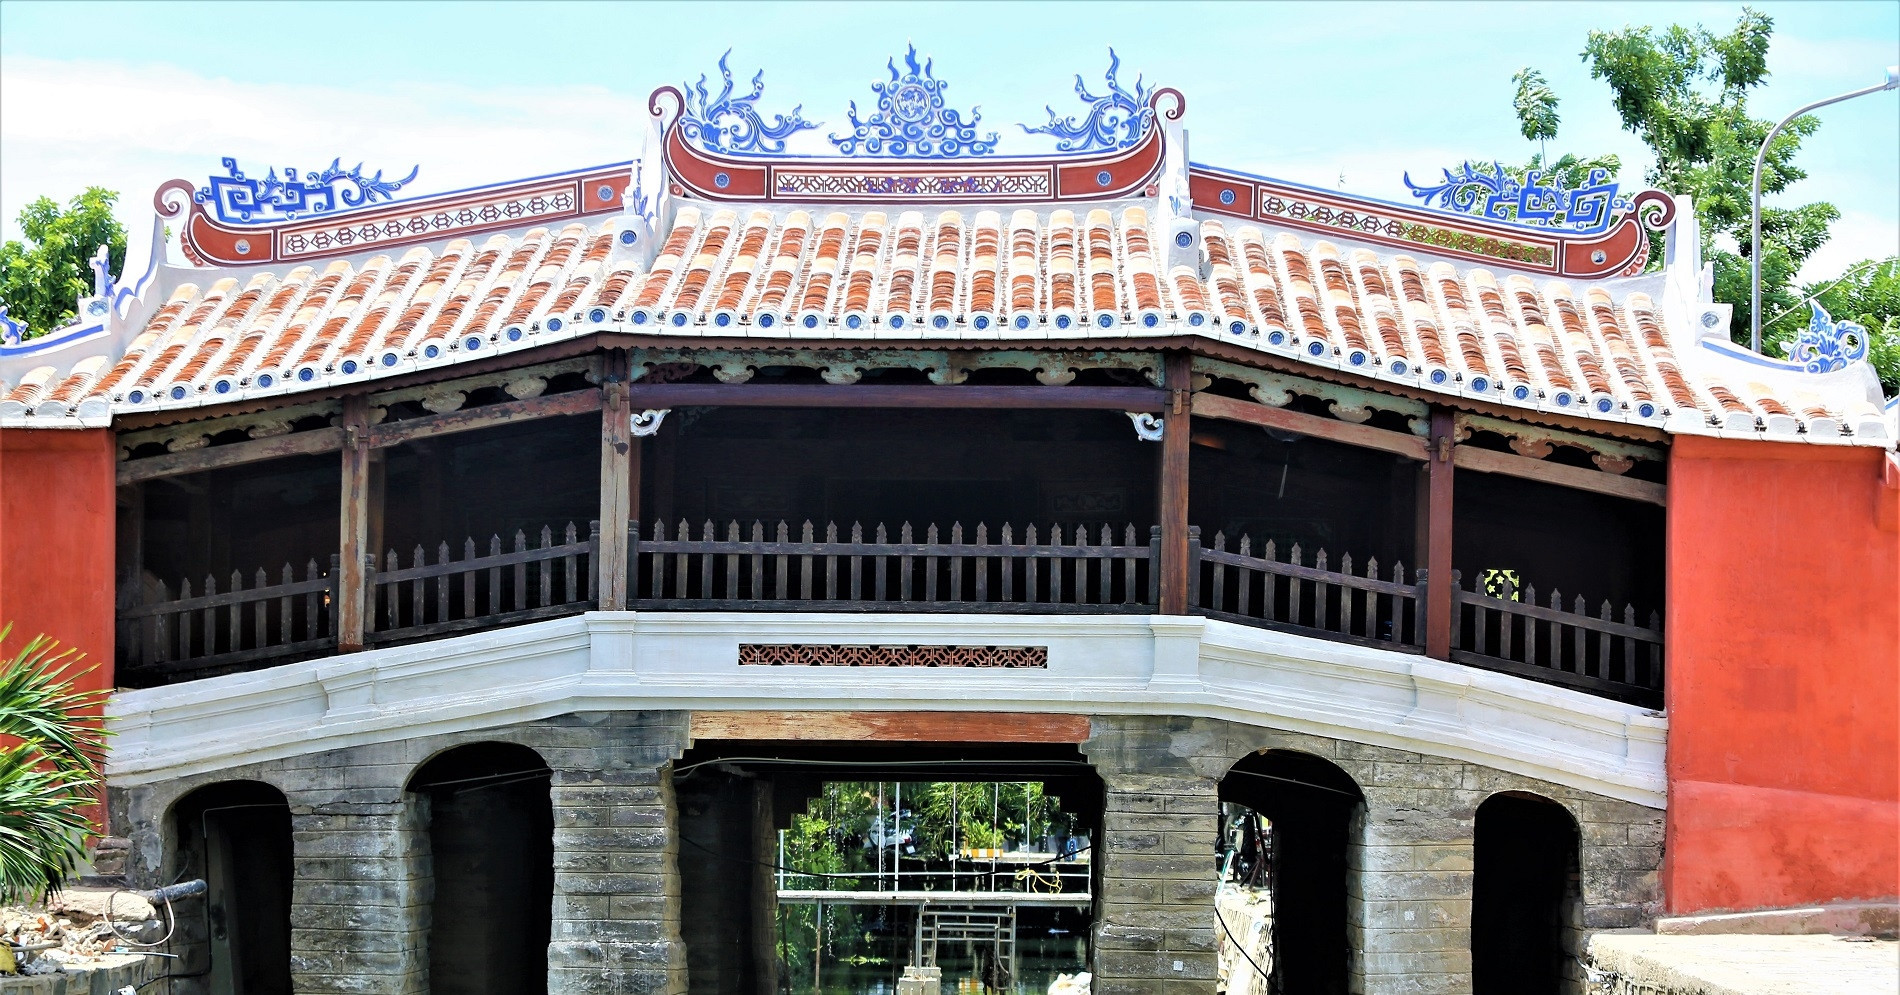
0, 204, 1890, 444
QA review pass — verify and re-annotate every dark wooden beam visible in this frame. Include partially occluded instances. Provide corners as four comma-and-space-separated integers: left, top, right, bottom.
598, 353, 634, 611
1423, 408, 1456, 660
624, 383, 1166, 410
1453, 445, 1667, 507
1190, 392, 1430, 461
367, 388, 603, 449
337, 396, 373, 653
1158, 353, 1193, 615
117, 427, 345, 485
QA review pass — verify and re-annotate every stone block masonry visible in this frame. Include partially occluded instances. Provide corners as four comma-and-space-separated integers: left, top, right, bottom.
108, 710, 690, 995
107, 709, 1660, 995
1084, 715, 1664, 995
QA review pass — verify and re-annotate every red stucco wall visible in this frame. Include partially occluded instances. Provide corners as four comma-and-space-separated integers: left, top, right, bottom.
0, 428, 117, 695
1665, 435, 1900, 913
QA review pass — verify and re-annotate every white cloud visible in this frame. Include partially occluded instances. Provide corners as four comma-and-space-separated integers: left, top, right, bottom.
1799, 210, 1900, 283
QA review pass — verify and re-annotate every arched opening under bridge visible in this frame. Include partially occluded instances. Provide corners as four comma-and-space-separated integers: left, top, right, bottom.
1217, 750, 1365, 995
1472, 792, 1581, 994
407, 742, 554, 995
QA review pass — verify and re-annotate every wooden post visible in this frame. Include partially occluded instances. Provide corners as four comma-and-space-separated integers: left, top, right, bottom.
338, 394, 373, 652
598, 353, 634, 610
1421, 406, 1456, 659
1157, 352, 1193, 615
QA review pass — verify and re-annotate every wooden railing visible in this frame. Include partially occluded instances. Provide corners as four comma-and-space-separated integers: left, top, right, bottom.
1450, 571, 1663, 707
118, 557, 337, 686
1197, 532, 1427, 651
114, 523, 1665, 706
366, 522, 598, 645
630, 520, 1156, 613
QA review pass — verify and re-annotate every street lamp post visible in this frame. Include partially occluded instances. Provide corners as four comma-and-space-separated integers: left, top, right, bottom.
1750, 66, 1900, 353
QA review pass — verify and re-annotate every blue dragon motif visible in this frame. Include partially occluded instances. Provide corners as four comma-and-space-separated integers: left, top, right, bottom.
679, 51, 819, 155
0, 305, 23, 345
829, 44, 998, 158
1787, 301, 1870, 373
1021, 49, 1155, 153
196, 158, 419, 225
1401, 161, 1632, 236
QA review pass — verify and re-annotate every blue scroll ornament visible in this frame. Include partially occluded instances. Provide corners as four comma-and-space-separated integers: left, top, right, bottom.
196, 158, 419, 225
1021, 48, 1155, 153
679, 51, 819, 155
829, 44, 998, 158
1402, 161, 1633, 236
1787, 301, 1869, 373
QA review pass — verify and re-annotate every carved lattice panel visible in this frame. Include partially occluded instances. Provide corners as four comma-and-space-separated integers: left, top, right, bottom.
737, 644, 1048, 668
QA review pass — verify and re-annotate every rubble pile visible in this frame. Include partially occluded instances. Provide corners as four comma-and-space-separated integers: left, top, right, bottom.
2, 889, 162, 975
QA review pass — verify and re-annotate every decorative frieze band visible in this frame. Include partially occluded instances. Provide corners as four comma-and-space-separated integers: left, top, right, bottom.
737, 644, 1049, 668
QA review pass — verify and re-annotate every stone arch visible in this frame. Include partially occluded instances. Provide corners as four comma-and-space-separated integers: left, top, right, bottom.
406, 741, 554, 995
1218, 749, 1366, 995
1472, 790, 1582, 995
167, 779, 294, 995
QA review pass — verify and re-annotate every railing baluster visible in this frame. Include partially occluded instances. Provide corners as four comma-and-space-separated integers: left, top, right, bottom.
1026, 525, 1040, 604
438, 542, 453, 620
1498, 573, 1515, 660
322, 556, 337, 638
487, 534, 503, 616
178, 577, 195, 661
825, 522, 839, 601
1362, 557, 1378, 639
567, 522, 582, 605
1572, 594, 1588, 675
752, 522, 767, 600
1446, 570, 1461, 651
1336, 554, 1353, 636
949, 523, 963, 603
973, 523, 988, 603
924, 524, 939, 602
1618, 604, 1637, 686
1210, 532, 1227, 614
1051, 525, 1064, 604
412, 546, 427, 624
899, 523, 914, 602
696, 521, 713, 601
726, 522, 742, 600
278, 564, 294, 646
800, 521, 816, 601
777, 522, 791, 600
676, 520, 691, 600
1097, 525, 1112, 605
873, 523, 889, 600
1595, 600, 1613, 678
1000, 524, 1014, 602
1288, 544, 1303, 628
536, 526, 553, 608
1524, 585, 1539, 668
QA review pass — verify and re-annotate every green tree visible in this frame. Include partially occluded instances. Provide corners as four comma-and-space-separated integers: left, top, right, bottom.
1567, 7, 1840, 343
0, 188, 128, 339
0, 625, 109, 903
1512, 68, 1562, 162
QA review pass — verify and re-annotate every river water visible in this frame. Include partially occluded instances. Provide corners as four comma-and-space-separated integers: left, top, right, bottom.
788, 924, 1089, 995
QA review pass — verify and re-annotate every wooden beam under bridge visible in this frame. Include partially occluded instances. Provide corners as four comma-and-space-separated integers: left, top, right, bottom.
625, 383, 1166, 410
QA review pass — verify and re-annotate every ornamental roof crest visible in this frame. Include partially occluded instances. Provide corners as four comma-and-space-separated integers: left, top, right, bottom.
828, 44, 998, 158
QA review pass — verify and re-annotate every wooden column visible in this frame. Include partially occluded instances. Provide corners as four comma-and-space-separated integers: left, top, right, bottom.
338, 395, 373, 652
598, 353, 634, 611
1157, 352, 1193, 615
1421, 406, 1456, 659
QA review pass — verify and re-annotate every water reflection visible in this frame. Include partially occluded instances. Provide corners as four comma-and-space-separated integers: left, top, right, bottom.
785, 926, 1088, 995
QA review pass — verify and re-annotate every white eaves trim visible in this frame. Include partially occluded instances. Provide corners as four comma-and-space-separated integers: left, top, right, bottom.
105, 611, 1667, 808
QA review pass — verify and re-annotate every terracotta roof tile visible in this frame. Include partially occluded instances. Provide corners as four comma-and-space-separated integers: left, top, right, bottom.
9, 210, 1876, 443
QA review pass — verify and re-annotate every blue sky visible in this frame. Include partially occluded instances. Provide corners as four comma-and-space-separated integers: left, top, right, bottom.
2, 0, 1895, 280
